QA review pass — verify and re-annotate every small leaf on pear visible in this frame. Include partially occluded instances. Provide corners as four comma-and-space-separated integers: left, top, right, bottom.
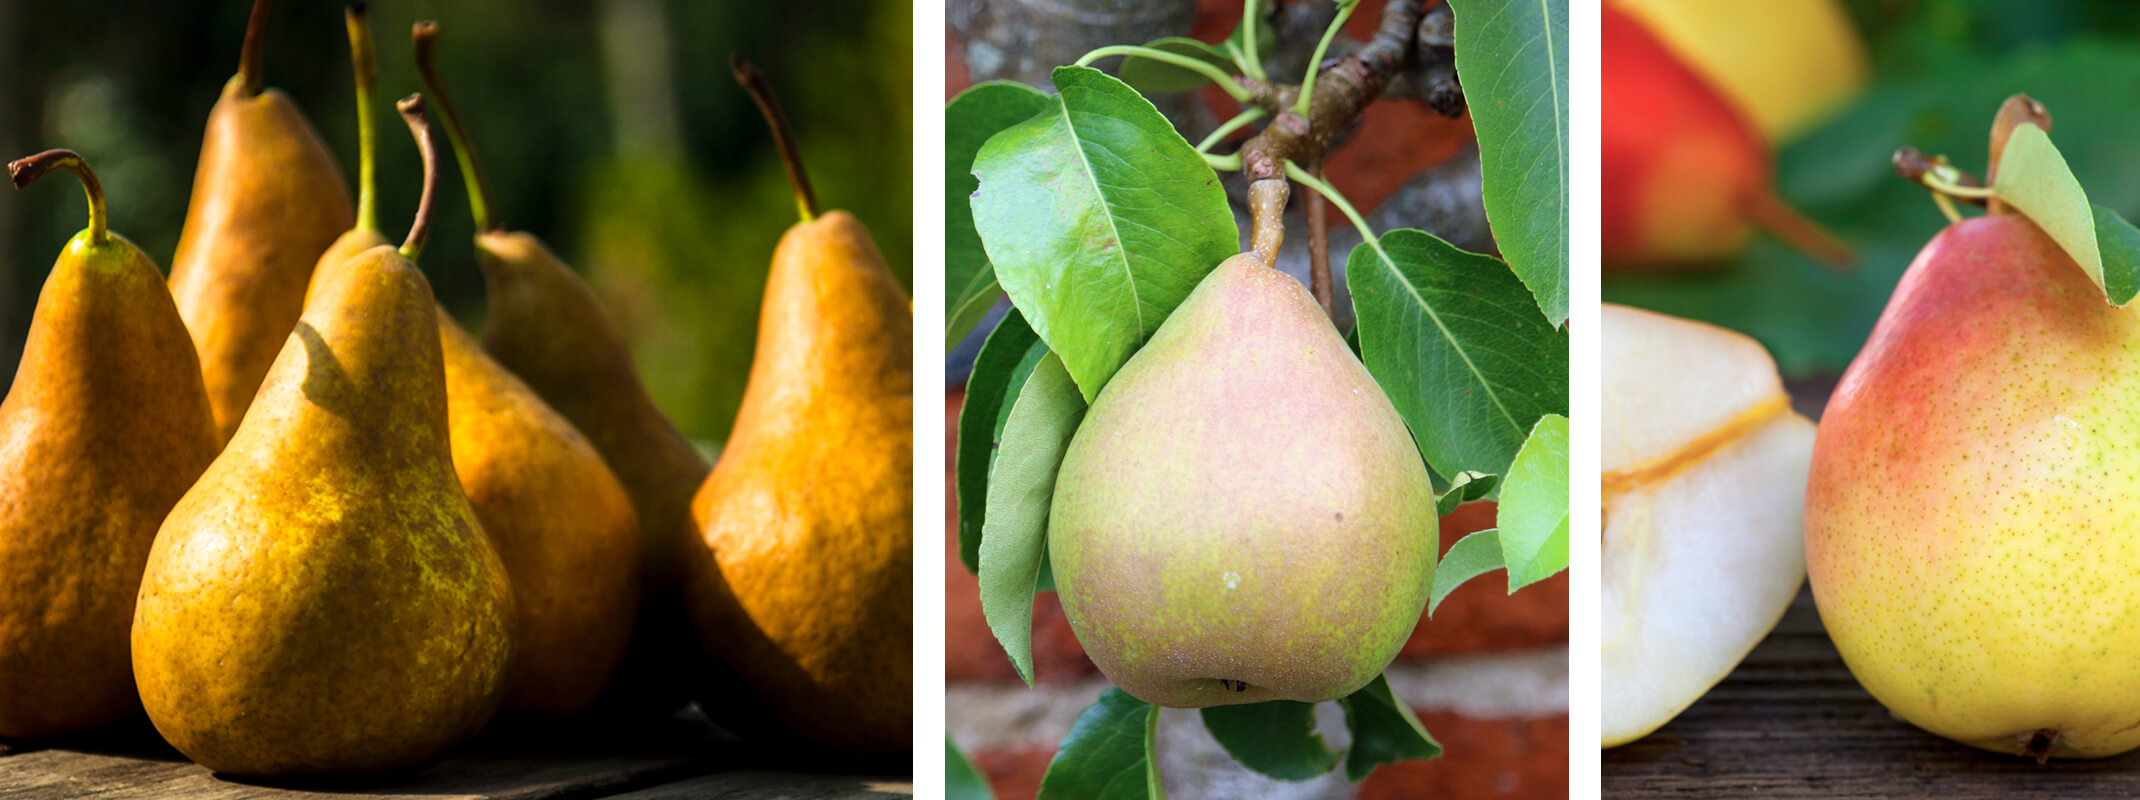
1038, 688, 1166, 800
1337, 674, 1443, 781
978, 352, 1086, 686
1499, 414, 1570, 591
2094, 204, 2140, 306
958, 309, 1041, 573
1117, 38, 1236, 95
1435, 471, 1499, 516
1199, 701, 1340, 781
1428, 528, 1503, 616
1992, 123, 2113, 303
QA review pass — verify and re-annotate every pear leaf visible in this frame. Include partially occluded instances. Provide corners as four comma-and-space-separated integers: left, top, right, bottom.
949, 82, 1053, 346
2094, 204, 2140, 305
1117, 38, 1236, 95
1428, 528, 1503, 616
958, 309, 1041, 573
1347, 228, 1569, 482
1038, 688, 1166, 800
978, 352, 1086, 685
1435, 470, 1499, 516
1993, 123, 2113, 302
948, 736, 998, 800
1498, 414, 1570, 591
972, 65, 1239, 402
1337, 674, 1443, 781
1447, 0, 1569, 324
1199, 701, 1340, 781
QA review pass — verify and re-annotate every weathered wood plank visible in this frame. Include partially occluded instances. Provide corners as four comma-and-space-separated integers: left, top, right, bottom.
1605, 588, 2140, 798
601, 771, 913, 798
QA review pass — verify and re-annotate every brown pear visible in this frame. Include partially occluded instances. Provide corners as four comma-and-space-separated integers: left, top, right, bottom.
416, 20, 708, 714
0, 152, 220, 739
684, 58, 912, 756
168, 0, 354, 441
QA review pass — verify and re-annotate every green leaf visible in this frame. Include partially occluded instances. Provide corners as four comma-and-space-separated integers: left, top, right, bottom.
2097, 204, 2140, 306
971, 65, 1239, 401
1337, 675, 1442, 781
1498, 414, 1569, 590
958, 310, 1041, 573
1199, 701, 1339, 781
1118, 38, 1236, 95
1039, 688, 1166, 800
1434, 471, 1498, 516
978, 353, 1087, 685
948, 737, 998, 800
948, 82, 1053, 346
1446, 0, 1568, 324
1347, 229, 1569, 481
1993, 123, 2111, 302
1428, 529, 1503, 616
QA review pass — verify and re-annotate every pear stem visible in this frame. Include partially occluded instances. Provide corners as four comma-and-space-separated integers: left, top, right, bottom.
1247, 177, 1287, 266
9, 150, 108, 246
731, 56, 818, 223
411, 21, 499, 234
397, 95, 442, 261
1295, 0, 1357, 117
1306, 164, 1333, 314
347, 3, 379, 233
237, 0, 273, 97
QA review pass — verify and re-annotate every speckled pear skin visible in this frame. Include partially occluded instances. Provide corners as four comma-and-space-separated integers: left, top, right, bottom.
685, 211, 912, 756
0, 231, 219, 739
474, 230, 709, 715
1808, 213, 2140, 759
1049, 253, 1436, 709
168, 79, 353, 442
133, 245, 513, 777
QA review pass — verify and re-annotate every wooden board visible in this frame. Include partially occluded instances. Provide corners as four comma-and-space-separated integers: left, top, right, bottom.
1604, 587, 2140, 797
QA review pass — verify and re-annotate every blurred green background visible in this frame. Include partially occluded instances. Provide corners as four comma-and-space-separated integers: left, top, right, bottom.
1606, 0, 2140, 378
0, 0, 911, 446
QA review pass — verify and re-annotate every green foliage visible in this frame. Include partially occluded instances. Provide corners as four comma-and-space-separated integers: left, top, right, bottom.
958, 309, 1041, 572
948, 737, 998, 800
1199, 702, 1340, 781
1038, 689, 1165, 800
1337, 675, 1443, 781
1498, 414, 1570, 590
947, 83, 1051, 346
1447, 0, 1570, 324
977, 352, 1085, 685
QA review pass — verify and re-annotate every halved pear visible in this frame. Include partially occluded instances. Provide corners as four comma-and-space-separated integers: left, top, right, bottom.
1601, 304, 1813, 747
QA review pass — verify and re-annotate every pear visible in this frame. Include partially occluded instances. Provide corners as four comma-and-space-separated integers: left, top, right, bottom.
1600, 303, 1812, 747
131, 95, 514, 777
167, 0, 354, 441
1049, 253, 1435, 709
1807, 207, 2140, 759
0, 152, 220, 739
1609, 0, 1866, 141
415, 21, 708, 715
683, 58, 912, 756
1601, 4, 1846, 271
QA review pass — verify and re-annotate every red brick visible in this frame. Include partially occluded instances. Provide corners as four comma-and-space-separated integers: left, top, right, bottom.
1359, 713, 1569, 799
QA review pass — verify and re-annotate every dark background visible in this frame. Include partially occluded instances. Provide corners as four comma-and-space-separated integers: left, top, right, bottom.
0, 0, 912, 446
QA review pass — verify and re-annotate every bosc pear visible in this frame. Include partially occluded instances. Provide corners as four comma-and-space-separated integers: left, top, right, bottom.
1048, 253, 1436, 708
132, 96, 514, 777
168, 0, 354, 440
0, 151, 220, 739
685, 58, 912, 756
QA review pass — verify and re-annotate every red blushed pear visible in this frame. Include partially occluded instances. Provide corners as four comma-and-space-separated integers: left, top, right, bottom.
1601, 4, 1848, 271
1806, 99, 2140, 760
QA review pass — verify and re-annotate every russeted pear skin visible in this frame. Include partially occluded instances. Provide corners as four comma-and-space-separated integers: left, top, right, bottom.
168, 78, 353, 441
0, 206, 219, 739
1049, 253, 1436, 709
686, 210, 912, 756
133, 244, 513, 776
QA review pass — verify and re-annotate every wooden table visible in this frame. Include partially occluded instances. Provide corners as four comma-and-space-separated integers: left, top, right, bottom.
1604, 587, 2140, 797
0, 709, 911, 799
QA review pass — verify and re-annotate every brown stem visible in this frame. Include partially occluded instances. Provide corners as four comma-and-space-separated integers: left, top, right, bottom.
1307, 164, 1331, 316
237, 0, 274, 97
1744, 189, 1852, 270
730, 55, 818, 222
1247, 178, 1288, 266
396, 94, 442, 261
9, 149, 107, 246
1986, 94, 2050, 214
412, 20, 500, 233
1237, 0, 1426, 182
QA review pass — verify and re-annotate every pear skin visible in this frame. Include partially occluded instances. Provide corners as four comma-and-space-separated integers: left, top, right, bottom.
133, 244, 514, 776
686, 210, 913, 756
1049, 253, 1436, 709
0, 152, 220, 739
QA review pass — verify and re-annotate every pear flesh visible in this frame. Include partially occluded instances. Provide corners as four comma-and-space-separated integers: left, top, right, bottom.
1049, 253, 1435, 709
1808, 213, 2140, 760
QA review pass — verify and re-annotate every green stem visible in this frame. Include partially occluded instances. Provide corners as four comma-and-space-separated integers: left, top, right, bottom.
8, 150, 107, 246
237, 0, 273, 96
1296, 0, 1358, 117
731, 55, 819, 223
411, 21, 498, 233
397, 95, 441, 261
1239, 0, 1267, 81
346, 4, 378, 232
1204, 152, 1242, 171
1286, 159, 1374, 243
1075, 45, 1251, 102
1921, 168, 1997, 200
1196, 107, 1267, 153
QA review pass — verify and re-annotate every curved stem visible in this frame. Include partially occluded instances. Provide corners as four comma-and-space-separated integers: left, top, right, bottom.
731, 55, 819, 223
1247, 178, 1288, 266
1296, 0, 1358, 117
1075, 45, 1252, 103
1286, 159, 1373, 244
237, 0, 273, 97
346, 3, 378, 232
1196, 107, 1267, 154
396, 95, 442, 261
1239, 0, 1267, 81
411, 20, 498, 233
8, 150, 107, 246
1203, 152, 1242, 171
